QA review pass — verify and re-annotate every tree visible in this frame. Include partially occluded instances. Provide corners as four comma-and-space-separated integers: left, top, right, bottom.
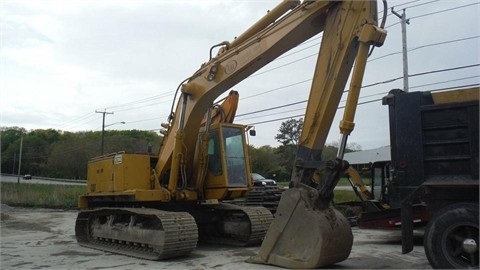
48, 138, 92, 179
0, 126, 163, 179
0, 127, 26, 174
271, 119, 363, 181
321, 140, 363, 161
248, 145, 282, 178
0, 126, 26, 151
273, 118, 304, 181
274, 118, 303, 146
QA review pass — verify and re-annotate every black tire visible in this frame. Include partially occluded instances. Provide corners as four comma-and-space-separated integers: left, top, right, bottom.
424, 203, 479, 269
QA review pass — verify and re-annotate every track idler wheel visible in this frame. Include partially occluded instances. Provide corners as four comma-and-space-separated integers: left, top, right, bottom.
247, 186, 353, 268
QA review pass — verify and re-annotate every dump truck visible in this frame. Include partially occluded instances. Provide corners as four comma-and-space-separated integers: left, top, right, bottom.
354, 87, 479, 269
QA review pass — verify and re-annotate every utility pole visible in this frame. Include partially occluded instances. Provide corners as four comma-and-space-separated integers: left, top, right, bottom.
392, 7, 410, 92
12, 152, 16, 174
96, 110, 114, 155
16, 135, 23, 183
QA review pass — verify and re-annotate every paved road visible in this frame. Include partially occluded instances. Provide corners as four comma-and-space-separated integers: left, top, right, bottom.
0, 205, 432, 269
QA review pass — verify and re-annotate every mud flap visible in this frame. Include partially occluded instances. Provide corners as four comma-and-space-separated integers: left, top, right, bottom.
401, 187, 424, 254
247, 186, 353, 268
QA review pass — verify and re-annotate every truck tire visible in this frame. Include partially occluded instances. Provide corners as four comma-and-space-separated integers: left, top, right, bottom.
424, 203, 479, 269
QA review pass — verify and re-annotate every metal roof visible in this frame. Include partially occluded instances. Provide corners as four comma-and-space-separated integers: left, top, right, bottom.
343, 146, 391, 165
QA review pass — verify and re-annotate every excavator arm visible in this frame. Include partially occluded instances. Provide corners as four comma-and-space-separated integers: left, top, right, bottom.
246, 0, 387, 268
155, 0, 385, 204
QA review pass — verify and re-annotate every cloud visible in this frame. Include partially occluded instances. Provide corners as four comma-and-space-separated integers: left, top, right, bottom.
1, 0, 479, 149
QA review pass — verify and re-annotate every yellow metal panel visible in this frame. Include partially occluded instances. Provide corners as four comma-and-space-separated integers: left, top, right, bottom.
134, 189, 171, 201
87, 155, 115, 194
431, 87, 479, 104
205, 173, 228, 188
87, 153, 152, 194
204, 187, 249, 200
119, 154, 151, 191
300, 1, 383, 149
78, 195, 88, 209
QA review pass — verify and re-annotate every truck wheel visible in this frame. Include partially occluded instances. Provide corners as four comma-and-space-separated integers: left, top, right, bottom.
424, 203, 479, 269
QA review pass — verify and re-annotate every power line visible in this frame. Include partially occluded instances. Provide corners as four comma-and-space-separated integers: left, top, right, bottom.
361, 64, 479, 89
57, 1, 477, 130
409, 75, 480, 90
61, 114, 100, 129
410, 2, 479, 20
385, 1, 477, 28
105, 91, 174, 110
237, 64, 479, 122
250, 35, 478, 88
245, 83, 479, 127
368, 36, 480, 62
114, 98, 174, 113
127, 116, 167, 124
238, 77, 479, 123
56, 112, 96, 129
240, 63, 479, 105
66, 60, 478, 131
236, 100, 305, 117
399, 0, 441, 11
75, 2, 474, 119
242, 79, 311, 100
410, 36, 479, 52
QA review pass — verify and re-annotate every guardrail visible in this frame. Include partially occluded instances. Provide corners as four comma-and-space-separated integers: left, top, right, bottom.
0, 173, 87, 184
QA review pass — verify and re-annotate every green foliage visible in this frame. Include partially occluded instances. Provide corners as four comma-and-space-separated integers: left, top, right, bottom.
333, 190, 359, 203
0, 126, 162, 179
1, 120, 361, 184
0, 182, 85, 209
248, 145, 283, 180
274, 118, 303, 146
267, 119, 363, 182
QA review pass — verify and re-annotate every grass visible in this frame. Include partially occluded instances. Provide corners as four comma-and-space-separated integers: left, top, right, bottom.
333, 189, 359, 203
0, 182, 360, 211
0, 182, 86, 209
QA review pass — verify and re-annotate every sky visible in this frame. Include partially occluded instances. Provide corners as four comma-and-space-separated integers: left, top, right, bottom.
1, 0, 479, 150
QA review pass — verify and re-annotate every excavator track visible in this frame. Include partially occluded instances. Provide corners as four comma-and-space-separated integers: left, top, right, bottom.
75, 208, 198, 260
192, 203, 273, 246
245, 186, 285, 215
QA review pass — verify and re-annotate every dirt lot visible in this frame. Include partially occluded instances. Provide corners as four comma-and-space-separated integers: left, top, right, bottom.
0, 204, 431, 269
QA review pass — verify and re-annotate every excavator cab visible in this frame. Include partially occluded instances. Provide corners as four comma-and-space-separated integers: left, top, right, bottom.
201, 123, 252, 200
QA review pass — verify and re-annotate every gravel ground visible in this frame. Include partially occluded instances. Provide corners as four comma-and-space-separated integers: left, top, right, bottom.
0, 205, 431, 269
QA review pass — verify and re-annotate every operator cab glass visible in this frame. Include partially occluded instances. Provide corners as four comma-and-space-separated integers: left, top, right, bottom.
207, 131, 222, 176
223, 126, 248, 186
207, 125, 248, 187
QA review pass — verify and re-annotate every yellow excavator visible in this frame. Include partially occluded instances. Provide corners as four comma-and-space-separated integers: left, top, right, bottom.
75, 0, 387, 268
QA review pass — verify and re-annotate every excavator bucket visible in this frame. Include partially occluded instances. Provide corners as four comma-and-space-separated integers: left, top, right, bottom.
247, 185, 353, 268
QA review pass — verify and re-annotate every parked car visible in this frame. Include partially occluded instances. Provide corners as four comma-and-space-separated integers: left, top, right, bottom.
251, 173, 277, 187
23, 174, 32, 180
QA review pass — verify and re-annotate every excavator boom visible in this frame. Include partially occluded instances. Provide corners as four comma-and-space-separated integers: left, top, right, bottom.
155, 0, 385, 198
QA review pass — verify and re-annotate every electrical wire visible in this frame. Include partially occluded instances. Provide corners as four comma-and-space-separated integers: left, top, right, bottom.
53, 1, 477, 132
236, 64, 479, 122
410, 2, 479, 20
245, 83, 479, 127
385, 1, 476, 28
